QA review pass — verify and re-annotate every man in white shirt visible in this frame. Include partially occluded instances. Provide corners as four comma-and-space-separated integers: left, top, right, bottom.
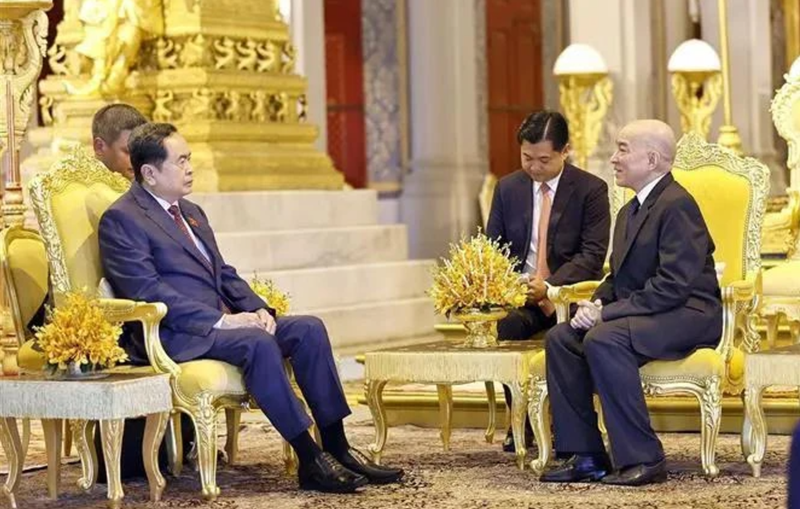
486, 110, 611, 451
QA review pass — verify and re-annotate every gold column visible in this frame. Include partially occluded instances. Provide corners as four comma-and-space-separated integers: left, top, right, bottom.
0, 0, 52, 376
716, 0, 744, 154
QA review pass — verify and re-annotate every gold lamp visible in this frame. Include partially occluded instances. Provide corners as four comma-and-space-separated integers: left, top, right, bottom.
554, 44, 613, 170
668, 39, 722, 140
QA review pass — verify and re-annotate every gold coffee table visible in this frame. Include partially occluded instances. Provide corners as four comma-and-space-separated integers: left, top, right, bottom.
742, 344, 800, 477
364, 340, 543, 470
0, 372, 172, 508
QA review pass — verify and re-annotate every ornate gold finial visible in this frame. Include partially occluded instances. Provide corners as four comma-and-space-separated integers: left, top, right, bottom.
554, 44, 613, 170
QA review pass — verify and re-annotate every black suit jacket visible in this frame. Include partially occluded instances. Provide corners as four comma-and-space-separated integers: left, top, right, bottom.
486, 164, 610, 286
593, 172, 722, 359
99, 182, 271, 363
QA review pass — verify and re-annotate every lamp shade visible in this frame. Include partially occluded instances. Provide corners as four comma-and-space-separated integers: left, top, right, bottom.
668, 39, 721, 73
553, 44, 608, 75
788, 55, 800, 80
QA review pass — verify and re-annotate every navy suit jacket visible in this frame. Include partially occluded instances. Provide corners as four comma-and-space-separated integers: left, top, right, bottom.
98, 182, 272, 363
486, 164, 610, 286
593, 173, 722, 359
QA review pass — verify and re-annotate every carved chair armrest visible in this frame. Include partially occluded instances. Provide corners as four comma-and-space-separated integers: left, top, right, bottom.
547, 280, 603, 324
97, 298, 181, 377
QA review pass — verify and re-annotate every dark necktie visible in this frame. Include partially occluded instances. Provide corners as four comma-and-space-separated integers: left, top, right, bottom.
625, 198, 641, 241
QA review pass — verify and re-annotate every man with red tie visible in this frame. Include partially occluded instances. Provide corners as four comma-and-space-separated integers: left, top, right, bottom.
98, 123, 403, 493
486, 110, 611, 452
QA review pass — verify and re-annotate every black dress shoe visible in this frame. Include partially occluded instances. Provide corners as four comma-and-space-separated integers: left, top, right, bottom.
501, 425, 534, 453
601, 458, 667, 486
539, 454, 611, 483
298, 452, 368, 493
336, 448, 404, 484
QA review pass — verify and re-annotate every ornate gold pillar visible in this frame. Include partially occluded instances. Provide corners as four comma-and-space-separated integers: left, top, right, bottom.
716, 0, 744, 154
27, 0, 342, 192
0, 0, 52, 375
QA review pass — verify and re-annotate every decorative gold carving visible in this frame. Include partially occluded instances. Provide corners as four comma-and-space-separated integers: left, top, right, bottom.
527, 376, 550, 474
191, 392, 221, 501
743, 384, 767, 477
100, 419, 125, 508
557, 74, 613, 169
72, 419, 98, 491
670, 71, 722, 139
143, 412, 169, 502
365, 379, 388, 464
0, 417, 22, 509
452, 308, 508, 349
67, 0, 164, 97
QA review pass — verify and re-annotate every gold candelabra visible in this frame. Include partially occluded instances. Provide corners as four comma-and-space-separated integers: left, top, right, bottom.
553, 44, 613, 170
668, 39, 722, 140
0, 0, 53, 375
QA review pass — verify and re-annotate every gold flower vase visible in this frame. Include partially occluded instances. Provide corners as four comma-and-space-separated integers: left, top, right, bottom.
453, 307, 508, 348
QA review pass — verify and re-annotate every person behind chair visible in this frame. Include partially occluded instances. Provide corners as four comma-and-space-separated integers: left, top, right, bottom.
98, 123, 403, 493
540, 119, 722, 486
92, 103, 147, 181
486, 110, 610, 452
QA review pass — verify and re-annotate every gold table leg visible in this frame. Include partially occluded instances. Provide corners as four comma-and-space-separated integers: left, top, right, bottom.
527, 377, 551, 474
143, 412, 169, 502
100, 419, 125, 509
165, 412, 183, 477
509, 381, 528, 471
0, 417, 23, 509
72, 420, 98, 491
365, 379, 388, 464
41, 418, 63, 500
436, 384, 453, 451
743, 384, 767, 477
484, 382, 496, 444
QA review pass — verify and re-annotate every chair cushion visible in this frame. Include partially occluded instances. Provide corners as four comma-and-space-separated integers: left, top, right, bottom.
762, 261, 800, 296
8, 237, 48, 329
639, 348, 724, 380
175, 360, 247, 399
18, 340, 46, 372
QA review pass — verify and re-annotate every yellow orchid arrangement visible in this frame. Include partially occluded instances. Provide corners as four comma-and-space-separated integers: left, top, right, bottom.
34, 291, 128, 374
429, 231, 527, 317
250, 274, 291, 317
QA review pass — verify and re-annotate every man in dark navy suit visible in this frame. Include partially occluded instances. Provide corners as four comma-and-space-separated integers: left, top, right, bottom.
98, 123, 402, 493
540, 120, 722, 486
486, 110, 610, 451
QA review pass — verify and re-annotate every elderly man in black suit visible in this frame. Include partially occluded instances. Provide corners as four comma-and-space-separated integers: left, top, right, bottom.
487, 110, 611, 451
540, 119, 722, 486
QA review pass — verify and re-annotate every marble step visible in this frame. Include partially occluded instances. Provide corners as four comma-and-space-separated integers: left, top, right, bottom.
191, 190, 379, 233
249, 260, 435, 311
314, 297, 443, 351
217, 224, 409, 272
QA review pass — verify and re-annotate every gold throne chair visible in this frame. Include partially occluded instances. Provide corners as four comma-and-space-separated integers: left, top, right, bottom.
528, 132, 767, 475
27, 147, 254, 500
760, 66, 800, 345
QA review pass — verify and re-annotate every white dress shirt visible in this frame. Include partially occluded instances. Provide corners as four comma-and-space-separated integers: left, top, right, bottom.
524, 172, 562, 275
634, 173, 668, 208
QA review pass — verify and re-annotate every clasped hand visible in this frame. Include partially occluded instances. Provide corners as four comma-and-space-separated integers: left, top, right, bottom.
569, 299, 603, 331
526, 276, 548, 304
219, 308, 276, 334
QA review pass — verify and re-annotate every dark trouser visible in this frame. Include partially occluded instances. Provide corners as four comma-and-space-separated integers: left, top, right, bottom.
545, 319, 664, 468
498, 304, 556, 412
789, 421, 800, 508
203, 315, 351, 441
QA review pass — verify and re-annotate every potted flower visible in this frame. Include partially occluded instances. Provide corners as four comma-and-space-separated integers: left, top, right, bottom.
34, 291, 128, 379
429, 232, 527, 348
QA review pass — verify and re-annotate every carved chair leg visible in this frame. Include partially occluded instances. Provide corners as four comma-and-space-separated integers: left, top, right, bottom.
283, 440, 298, 475
528, 378, 551, 474
165, 412, 183, 477
594, 396, 610, 452
484, 381, 497, 444
72, 419, 98, 491
191, 397, 221, 501
224, 408, 242, 466
698, 378, 722, 477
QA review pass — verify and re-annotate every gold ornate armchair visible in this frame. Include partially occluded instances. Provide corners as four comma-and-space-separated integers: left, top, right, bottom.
529, 133, 768, 475
760, 67, 800, 344
26, 147, 250, 500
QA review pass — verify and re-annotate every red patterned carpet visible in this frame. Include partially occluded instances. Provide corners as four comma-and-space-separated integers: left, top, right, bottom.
1, 407, 789, 509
